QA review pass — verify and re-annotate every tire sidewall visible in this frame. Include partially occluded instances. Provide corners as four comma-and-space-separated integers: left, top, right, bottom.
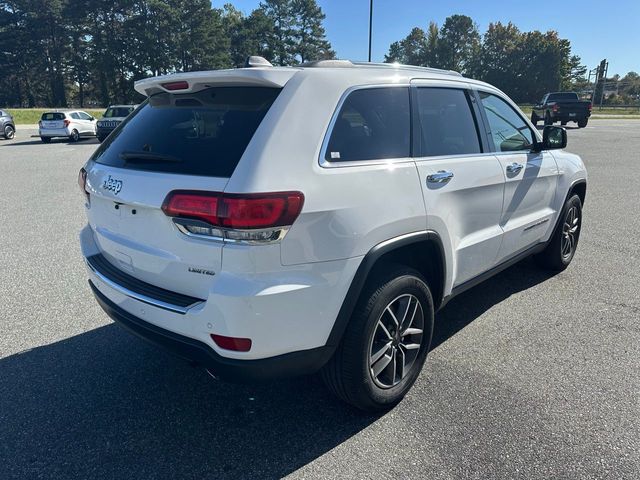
70, 130, 79, 142
4, 125, 14, 139
556, 195, 583, 267
355, 272, 434, 408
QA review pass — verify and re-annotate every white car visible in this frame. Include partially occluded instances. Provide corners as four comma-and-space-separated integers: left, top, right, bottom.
79, 58, 587, 410
39, 110, 97, 143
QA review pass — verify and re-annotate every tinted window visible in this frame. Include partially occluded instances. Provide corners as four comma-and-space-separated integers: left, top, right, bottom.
104, 107, 134, 118
415, 88, 481, 157
547, 92, 579, 102
42, 112, 65, 121
78, 112, 92, 120
70, 112, 81, 120
480, 92, 534, 152
325, 87, 410, 162
92, 87, 280, 178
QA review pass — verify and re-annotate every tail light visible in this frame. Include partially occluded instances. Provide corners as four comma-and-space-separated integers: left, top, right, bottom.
587, 103, 592, 111
162, 81, 189, 91
211, 334, 252, 352
38, 120, 42, 128
552, 104, 558, 112
162, 191, 304, 244
64, 119, 71, 127
78, 167, 90, 202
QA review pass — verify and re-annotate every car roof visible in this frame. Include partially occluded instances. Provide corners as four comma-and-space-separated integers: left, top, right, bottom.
107, 105, 137, 108
134, 60, 499, 98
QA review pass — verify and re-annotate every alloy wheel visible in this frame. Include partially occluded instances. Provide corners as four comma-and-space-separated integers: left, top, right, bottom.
368, 294, 424, 389
561, 206, 579, 260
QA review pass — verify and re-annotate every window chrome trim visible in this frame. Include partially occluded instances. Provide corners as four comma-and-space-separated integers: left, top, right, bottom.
86, 258, 202, 314
319, 83, 411, 169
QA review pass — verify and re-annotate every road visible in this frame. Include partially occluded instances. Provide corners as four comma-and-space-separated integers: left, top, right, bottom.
1, 121, 639, 479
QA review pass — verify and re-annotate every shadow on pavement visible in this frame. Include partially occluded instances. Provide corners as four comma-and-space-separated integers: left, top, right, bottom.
0, 259, 556, 479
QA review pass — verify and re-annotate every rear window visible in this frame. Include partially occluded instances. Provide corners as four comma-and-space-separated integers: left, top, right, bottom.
41, 112, 65, 121
548, 93, 579, 101
104, 107, 134, 118
91, 87, 281, 177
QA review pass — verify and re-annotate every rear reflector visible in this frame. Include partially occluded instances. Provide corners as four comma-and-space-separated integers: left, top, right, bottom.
211, 334, 252, 352
162, 191, 304, 230
162, 81, 189, 91
78, 167, 89, 201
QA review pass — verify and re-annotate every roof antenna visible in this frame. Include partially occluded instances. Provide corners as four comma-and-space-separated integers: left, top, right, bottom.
245, 56, 273, 68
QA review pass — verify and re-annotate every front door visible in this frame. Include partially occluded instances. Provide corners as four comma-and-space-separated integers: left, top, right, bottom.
477, 91, 559, 263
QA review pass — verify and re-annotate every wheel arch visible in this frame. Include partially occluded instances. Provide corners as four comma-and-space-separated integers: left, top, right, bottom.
325, 231, 446, 349
568, 179, 587, 206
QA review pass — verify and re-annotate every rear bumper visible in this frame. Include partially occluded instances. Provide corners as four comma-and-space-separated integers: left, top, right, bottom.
90, 280, 333, 381
39, 127, 71, 137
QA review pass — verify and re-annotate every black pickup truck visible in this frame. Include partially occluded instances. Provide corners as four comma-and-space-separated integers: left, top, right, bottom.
531, 92, 591, 128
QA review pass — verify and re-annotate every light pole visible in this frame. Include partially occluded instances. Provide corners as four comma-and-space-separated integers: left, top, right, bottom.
368, 0, 373, 62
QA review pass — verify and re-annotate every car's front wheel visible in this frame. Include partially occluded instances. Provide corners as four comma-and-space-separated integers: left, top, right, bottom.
544, 111, 553, 125
535, 194, 582, 271
321, 265, 434, 411
3, 124, 15, 139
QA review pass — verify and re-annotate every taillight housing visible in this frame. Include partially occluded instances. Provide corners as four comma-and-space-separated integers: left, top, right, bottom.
162, 191, 304, 244
64, 119, 71, 127
587, 103, 592, 111
162, 80, 189, 91
552, 104, 558, 112
78, 167, 90, 202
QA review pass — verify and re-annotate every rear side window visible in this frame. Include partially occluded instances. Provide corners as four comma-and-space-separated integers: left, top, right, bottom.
415, 88, 482, 157
42, 112, 65, 121
104, 107, 134, 118
479, 92, 534, 152
92, 87, 281, 178
325, 87, 410, 162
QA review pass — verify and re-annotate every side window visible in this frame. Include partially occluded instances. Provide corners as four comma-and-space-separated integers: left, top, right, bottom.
78, 112, 91, 120
415, 87, 482, 157
479, 92, 534, 152
325, 87, 410, 162
70, 113, 80, 120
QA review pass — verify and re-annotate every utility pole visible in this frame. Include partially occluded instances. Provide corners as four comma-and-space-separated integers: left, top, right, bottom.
599, 60, 608, 109
368, 0, 373, 62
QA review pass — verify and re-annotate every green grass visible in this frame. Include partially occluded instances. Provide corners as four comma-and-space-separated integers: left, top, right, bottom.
7, 108, 105, 125
518, 105, 640, 116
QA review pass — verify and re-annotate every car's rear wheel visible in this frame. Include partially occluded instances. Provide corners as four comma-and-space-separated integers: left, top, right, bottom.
321, 265, 434, 411
535, 194, 582, 271
530, 112, 538, 125
3, 124, 15, 139
69, 129, 80, 142
40, 136, 51, 143
577, 119, 588, 128
544, 111, 553, 125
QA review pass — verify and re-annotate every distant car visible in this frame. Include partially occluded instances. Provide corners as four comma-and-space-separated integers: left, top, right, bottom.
531, 92, 591, 128
96, 105, 137, 142
0, 109, 15, 139
38, 110, 97, 143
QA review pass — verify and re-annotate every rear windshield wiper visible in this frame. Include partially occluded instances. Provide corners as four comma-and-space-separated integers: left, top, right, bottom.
119, 151, 182, 163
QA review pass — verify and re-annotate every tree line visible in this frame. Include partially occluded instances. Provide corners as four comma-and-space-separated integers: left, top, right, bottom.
1, 4, 637, 108
0, 0, 334, 107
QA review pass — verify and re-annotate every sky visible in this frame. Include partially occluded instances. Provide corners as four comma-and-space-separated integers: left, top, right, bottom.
213, 0, 640, 77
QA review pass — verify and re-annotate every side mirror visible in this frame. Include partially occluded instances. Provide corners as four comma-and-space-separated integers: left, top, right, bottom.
535, 125, 567, 151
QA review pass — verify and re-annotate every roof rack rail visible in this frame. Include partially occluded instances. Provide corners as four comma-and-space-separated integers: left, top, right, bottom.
351, 61, 463, 77
300, 59, 354, 68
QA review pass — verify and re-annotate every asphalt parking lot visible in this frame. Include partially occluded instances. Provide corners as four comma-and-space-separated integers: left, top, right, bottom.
1, 121, 639, 479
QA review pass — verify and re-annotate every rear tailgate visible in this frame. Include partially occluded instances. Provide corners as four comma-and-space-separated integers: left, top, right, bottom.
41, 112, 66, 129
84, 77, 291, 300
555, 101, 590, 117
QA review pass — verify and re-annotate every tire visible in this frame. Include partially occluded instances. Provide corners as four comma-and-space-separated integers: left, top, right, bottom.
577, 118, 588, 128
40, 137, 51, 143
535, 195, 582, 271
69, 129, 80, 142
561, 121, 567, 126
3, 124, 15, 139
321, 265, 434, 411
544, 111, 553, 126
530, 112, 538, 125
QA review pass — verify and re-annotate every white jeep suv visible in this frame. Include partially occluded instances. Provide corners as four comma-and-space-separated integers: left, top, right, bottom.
79, 59, 586, 411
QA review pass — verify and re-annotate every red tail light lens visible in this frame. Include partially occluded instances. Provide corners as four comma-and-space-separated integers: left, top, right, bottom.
587, 103, 592, 111
211, 334, 252, 352
64, 119, 71, 127
78, 167, 89, 201
162, 81, 189, 91
552, 104, 558, 112
162, 191, 304, 230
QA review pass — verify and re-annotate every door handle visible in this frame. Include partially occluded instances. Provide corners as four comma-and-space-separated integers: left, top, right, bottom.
506, 162, 524, 174
426, 170, 454, 184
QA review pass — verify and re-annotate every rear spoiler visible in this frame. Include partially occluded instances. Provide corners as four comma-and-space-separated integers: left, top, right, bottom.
134, 68, 298, 97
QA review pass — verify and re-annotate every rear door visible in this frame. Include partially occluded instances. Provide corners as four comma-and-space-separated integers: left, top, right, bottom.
476, 90, 559, 262
41, 112, 66, 129
412, 80, 506, 287
85, 86, 281, 299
